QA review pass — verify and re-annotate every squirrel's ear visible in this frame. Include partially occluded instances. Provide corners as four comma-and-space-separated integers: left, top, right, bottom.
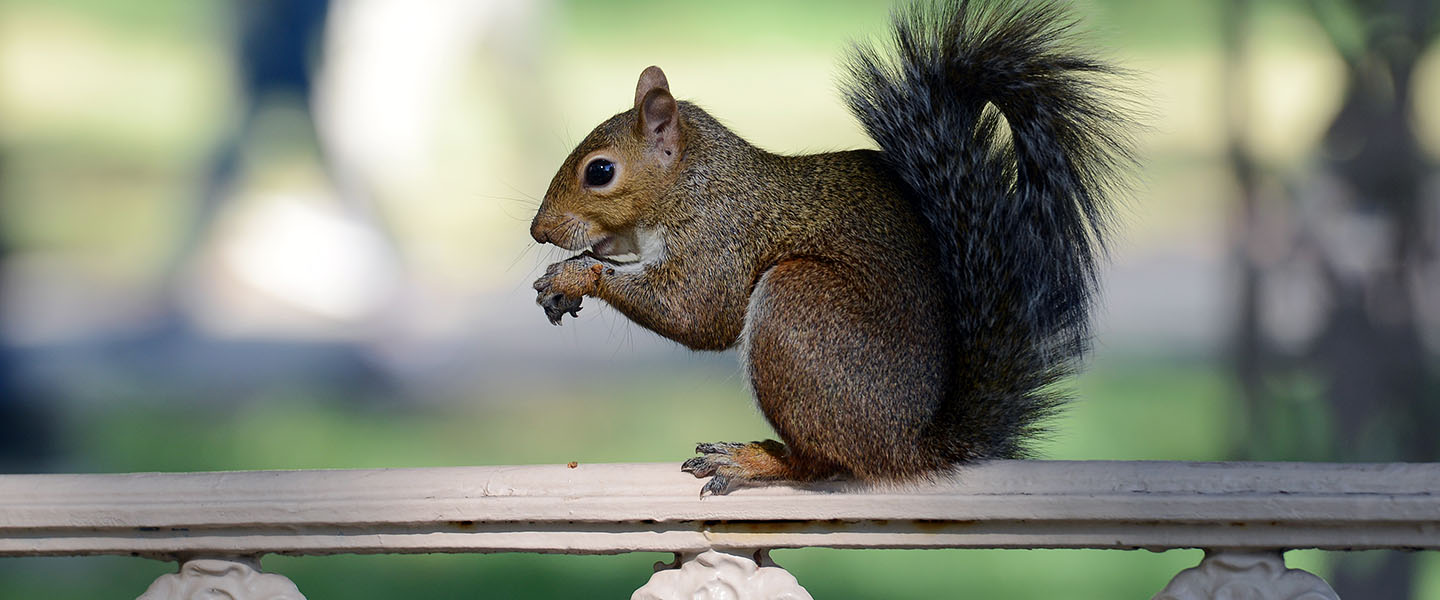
634, 66, 669, 110
639, 86, 681, 166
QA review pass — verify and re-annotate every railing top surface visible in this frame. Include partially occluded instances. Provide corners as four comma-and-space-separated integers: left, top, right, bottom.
2, 461, 1437, 557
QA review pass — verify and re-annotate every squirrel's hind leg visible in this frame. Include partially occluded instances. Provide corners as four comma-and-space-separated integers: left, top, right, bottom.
685, 258, 953, 495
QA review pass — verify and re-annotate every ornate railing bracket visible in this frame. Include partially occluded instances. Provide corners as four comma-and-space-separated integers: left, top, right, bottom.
139, 556, 305, 600
1156, 550, 1340, 600
634, 549, 812, 600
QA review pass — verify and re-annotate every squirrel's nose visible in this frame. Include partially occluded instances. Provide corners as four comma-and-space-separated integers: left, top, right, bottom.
530, 222, 551, 245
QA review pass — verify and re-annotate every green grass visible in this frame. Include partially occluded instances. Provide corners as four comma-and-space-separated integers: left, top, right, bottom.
62, 370, 773, 473
60, 358, 1236, 474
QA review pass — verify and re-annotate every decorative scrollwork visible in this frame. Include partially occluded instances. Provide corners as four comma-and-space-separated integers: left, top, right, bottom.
633, 549, 813, 600
139, 557, 305, 600
1155, 550, 1339, 600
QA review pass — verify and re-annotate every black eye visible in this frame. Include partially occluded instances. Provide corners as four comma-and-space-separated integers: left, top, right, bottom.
584, 158, 615, 187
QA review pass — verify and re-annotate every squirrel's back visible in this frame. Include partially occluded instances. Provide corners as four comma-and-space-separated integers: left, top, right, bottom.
843, 0, 1136, 460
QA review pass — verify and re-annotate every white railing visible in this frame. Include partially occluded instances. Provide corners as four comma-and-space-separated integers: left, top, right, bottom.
2, 460, 1437, 599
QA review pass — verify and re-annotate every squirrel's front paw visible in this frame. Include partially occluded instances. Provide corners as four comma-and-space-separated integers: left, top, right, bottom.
533, 258, 604, 325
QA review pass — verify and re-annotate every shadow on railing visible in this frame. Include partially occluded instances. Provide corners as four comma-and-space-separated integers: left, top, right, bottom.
3, 461, 1437, 599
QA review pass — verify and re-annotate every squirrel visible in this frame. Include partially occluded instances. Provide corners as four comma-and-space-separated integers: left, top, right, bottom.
528, 0, 1135, 496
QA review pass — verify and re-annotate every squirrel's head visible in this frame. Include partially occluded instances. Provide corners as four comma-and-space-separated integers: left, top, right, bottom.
530, 66, 684, 262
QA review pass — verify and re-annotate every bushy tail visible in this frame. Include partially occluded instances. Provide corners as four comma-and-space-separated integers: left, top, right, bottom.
844, 0, 1135, 460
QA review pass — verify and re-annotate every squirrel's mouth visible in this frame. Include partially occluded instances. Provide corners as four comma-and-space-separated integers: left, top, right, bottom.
539, 216, 644, 264
588, 232, 642, 264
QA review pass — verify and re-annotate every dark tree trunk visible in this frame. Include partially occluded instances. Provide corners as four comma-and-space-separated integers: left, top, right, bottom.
1227, 1, 1438, 598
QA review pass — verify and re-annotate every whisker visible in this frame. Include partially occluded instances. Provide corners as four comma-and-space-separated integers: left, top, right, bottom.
506, 242, 541, 274
499, 181, 542, 206
488, 197, 543, 223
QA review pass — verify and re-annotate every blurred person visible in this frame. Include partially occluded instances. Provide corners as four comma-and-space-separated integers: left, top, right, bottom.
75, 0, 406, 403
167, 0, 548, 335
134, 0, 554, 395
163, 0, 409, 331
162, 0, 346, 323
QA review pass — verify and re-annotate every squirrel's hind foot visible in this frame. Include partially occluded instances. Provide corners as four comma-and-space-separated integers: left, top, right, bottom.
680, 440, 800, 497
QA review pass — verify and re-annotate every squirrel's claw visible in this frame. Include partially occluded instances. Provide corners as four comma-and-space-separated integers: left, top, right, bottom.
700, 473, 734, 497
682, 442, 752, 496
681, 453, 735, 478
537, 292, 584, 325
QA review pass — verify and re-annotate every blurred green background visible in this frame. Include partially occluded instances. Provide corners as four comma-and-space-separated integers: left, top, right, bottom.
1, 0, 1438, 598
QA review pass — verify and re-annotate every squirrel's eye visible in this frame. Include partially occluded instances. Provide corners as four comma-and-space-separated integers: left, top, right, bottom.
584, 158, 615, 188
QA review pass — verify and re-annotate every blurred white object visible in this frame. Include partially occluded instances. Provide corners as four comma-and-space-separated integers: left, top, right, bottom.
315, 0, 542, 193
221, 193, 396, 321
